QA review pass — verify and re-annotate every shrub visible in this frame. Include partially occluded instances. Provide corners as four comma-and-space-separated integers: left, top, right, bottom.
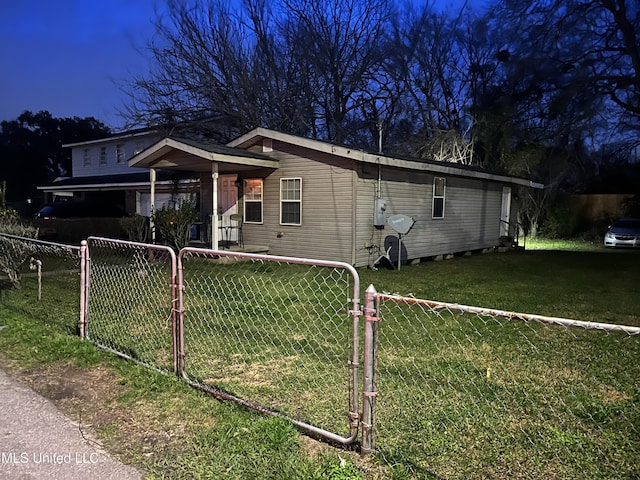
120, 214, 150, 243
0, 218, 39, 290
539, 196, 578, 239
151, 199, 198, 251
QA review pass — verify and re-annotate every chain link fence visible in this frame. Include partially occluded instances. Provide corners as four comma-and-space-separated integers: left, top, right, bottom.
85, 237, 177, 373
5, 232, 638, 477
371, 292, 640, 479
0, 233, 81, 333
177, 248, 361, 442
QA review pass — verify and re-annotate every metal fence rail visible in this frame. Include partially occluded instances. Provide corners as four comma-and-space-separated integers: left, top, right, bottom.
370, 291, 640, 480
177, 248, 361, 443
0, 233, 81, 333
84, 237, 178, 373
4, 232, 639, 478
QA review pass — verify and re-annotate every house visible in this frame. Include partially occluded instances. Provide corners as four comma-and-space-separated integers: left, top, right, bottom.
128, 128, 544, 267
38, 128, 198, 216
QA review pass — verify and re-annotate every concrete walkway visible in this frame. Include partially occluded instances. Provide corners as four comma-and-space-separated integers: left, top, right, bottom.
0, 368, 143, 480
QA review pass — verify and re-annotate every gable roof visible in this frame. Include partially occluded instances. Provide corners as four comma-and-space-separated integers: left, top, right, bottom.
62, 128, 161, 148
128, 136, 279, 173
229, 127, 544, 189
125, 128, 543, 189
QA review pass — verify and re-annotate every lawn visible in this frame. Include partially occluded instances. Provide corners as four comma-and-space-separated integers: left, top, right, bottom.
1, 237, 639, 479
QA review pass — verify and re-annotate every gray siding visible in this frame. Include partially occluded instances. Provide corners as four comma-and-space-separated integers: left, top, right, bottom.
242, 142, 356, 263
354, 163, 506, 267
241, 143, 507, 267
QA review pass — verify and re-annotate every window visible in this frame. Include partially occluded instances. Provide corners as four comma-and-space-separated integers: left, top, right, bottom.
82, 149, 91, 167
116, 144, 125, 163
280, 177, 302, 225
244, 179, 263, 223
99, 146, 107, 166
432, 177, 446, 218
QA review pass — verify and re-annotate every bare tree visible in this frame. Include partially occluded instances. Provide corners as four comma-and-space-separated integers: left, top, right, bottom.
122, 0, 315, 141
282, 0, 393, 144
380, 3, 492, 162
485, 0, 640, 155
123, 0, 393, 144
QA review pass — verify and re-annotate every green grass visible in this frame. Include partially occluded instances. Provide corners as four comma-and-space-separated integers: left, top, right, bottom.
360, 241, 640, 326
0, 310, 365, 479
525, 237, 604, 251
1, 238, 639, 479
358, 241, 640, 479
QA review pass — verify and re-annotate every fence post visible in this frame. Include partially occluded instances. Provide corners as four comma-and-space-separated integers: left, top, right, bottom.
361, 284, 379, 455
79, 240, 88, 339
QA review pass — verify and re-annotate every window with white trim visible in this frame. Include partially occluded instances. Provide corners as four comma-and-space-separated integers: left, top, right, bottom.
244, 179, 263, 223
99, 146, 107, 166
432, 177, 446, 218
280, 177, 302, 225
116, 144, 125, 163
82, 149, 91, 167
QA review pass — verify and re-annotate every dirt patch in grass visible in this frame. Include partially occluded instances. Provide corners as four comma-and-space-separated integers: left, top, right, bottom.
0, 356, 374, 478
0, 359, 196, 469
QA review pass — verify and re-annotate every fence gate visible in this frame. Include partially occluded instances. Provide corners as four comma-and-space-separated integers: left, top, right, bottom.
177, 248, 361, 444
84, 237, 178, 373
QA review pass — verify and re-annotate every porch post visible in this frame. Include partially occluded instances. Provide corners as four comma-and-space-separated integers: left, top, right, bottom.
211, 163, 219, 249
150, 168, 156, 243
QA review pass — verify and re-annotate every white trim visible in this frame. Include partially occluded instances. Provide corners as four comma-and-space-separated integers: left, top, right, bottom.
228, 127, 544, 189
500, 186, 512, 237
128, 137, 279, 170
37, 179, 199, 192
432, 177, 446, 219
116, 143, 125, 164
243, 179, 264, 224
279, 177, 302, 226
63, 130, 160, 148
99, 146, 107, 166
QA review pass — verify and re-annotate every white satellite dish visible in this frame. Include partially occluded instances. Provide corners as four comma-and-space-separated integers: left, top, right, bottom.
388, 214, 415, 235
387, 214, 416, 270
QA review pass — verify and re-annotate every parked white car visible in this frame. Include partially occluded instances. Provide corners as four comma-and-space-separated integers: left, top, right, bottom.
604, 218, 640, 248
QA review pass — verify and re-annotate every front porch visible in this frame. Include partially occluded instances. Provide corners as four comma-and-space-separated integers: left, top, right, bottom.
128, 136, 279, 251
187, 217, 269, 253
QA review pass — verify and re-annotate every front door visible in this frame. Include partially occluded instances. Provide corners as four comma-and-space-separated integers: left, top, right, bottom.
218, 175, 238, 243
500, 187, 512, 237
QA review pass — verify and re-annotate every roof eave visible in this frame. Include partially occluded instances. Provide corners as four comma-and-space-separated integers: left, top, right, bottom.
129, 137, 279, 170
228, 128, 544, 188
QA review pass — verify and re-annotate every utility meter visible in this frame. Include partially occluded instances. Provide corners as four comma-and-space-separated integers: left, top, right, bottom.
374, 198, 387, 227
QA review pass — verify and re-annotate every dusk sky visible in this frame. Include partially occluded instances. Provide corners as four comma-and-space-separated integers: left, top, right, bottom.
0, 0, 476, 132
0, 0, 160, 130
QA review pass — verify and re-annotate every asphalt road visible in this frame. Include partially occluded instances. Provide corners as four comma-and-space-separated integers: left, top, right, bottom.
0, 368, 143, 480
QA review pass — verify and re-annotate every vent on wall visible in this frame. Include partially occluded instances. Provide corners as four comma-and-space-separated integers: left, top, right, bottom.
263, 138, 273, 152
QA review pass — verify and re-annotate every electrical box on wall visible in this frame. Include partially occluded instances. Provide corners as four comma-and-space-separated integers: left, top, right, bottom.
374, 198, 388, 227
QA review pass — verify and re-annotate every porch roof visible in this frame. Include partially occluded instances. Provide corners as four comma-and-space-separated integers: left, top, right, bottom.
128, 136, 279, 173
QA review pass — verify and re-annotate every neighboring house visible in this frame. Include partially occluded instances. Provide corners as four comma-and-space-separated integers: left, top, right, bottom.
38, 128, 198, 215
129, 128, 544, 267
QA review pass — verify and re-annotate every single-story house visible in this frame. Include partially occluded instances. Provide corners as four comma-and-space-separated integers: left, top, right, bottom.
129, 127, 544, 267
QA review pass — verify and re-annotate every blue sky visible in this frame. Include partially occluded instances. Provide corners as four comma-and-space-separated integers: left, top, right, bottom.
0, 0, 159, 130
0, 0, 477, 132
